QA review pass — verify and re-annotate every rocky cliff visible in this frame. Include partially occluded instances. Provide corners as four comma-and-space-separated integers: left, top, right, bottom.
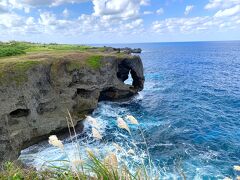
0, 50, 144, 164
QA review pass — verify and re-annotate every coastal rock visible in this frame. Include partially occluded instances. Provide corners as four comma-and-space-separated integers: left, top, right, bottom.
0, 52, 144, 164
120, 47, 142, 54
103, 46, 142, 54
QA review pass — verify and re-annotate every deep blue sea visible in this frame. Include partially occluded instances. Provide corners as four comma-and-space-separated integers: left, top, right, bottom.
21, 41, 240, 179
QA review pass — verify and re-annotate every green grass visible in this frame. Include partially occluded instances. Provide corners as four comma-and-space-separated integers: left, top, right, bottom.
0, 157, 147, 180
0, 42, 28, 57
0, 61, 41, 85
0, 42, 104, 85
65, 61, 83, 72
0, 41, 92, 58
0, 41, 130, 86
0, 53, 104, 85
26, 44, 92, 52
66, 55, 103, 71
87, 55, 102, 69
0, 47, 25, 57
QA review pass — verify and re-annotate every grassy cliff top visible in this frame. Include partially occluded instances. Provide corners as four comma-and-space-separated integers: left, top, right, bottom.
0, 41, 94, 57
0, 41, 133, 60
0, 41, 134, 85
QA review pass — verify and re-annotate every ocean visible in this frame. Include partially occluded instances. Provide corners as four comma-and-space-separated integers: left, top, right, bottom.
20, 41, 240, 179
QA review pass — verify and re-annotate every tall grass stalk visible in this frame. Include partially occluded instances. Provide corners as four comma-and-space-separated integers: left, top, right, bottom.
1, 111, 159, 179
66, 109, 84, 176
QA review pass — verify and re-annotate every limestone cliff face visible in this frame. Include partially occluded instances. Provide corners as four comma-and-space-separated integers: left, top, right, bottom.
0, 52, 144, 164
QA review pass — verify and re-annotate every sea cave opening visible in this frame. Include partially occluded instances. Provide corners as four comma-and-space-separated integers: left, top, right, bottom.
124, 71, 133, 85
117, 60, 135, 88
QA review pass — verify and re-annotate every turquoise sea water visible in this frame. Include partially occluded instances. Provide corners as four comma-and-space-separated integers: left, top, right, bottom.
21, 41, 240, 179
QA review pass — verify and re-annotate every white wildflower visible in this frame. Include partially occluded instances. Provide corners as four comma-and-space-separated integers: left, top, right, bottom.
113, 143, 122, 152
48, 135, 64, 149
86, 116, 100, 129
104, 152, 118, 170
92, 127, 102, 140
223, 177, 232, 180
126, 115, 139, 125
117, 117, 130, 133
72, 159, 84, 166
127, 149, 135, 155
234, 165, 240, 171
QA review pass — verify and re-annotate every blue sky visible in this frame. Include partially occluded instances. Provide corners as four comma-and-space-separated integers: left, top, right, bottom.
0, 0, 240, 44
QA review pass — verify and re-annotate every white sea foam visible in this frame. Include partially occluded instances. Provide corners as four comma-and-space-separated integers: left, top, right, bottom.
19, 102, 149, 173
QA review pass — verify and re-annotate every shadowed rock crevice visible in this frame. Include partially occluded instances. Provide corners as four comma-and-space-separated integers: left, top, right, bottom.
99, 87, 135, 101
9, 109, 30, 118
117, 57, 144, 91
76, 88, 93, 98
36, 102, 56, 115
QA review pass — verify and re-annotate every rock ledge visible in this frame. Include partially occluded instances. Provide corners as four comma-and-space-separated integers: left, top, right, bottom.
0, 51, 144, 164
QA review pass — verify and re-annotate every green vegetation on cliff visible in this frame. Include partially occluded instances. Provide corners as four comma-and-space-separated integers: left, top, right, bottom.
0, 42, 124, 85
0, 41, 135, 86
0, 61, 41, 85
0, 41, 91, 57
87, 55, 102, 69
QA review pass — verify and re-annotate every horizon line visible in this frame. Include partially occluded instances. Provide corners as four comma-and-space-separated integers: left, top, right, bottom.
90, 39, 240, 45
1, 39, 240, 45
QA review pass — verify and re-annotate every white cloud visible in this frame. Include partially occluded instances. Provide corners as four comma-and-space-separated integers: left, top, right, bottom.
21, 0, 87, 7
26, 17, 35, 25
24, 7, 30, 13
152, 14, 240, 33
0, 7, 7, 14
140, 0, 149, 6
92, 0, 147, 20
156, 8, 164, 15
0, 13, 23, 28
0, 0, 147, 39
124, 19, 143, 29
38, 11, 57, 26
143, 11, 153, 15
9, 0, 23, 8
214, 4, 240, 17
0, 0, 9, 13
75, 14, 143, 34
184, 5, 194, 15
152, 17, 209, 33
0, 0, 239, 43
6, 0, 88, 8
63, 8, 69, 17
0, 12, 34, 37
205, 0, 240, 10
0, 7, 144, 38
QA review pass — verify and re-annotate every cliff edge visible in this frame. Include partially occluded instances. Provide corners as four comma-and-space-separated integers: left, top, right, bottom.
0, 48, 144, 164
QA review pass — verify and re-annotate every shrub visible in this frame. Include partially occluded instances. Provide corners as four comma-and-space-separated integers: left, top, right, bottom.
0, 47, 26, 57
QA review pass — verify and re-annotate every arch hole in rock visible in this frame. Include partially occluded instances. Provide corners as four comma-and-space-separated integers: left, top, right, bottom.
124, 71, 133, 85
117, 61, 134, 87
9, 109, 30, 118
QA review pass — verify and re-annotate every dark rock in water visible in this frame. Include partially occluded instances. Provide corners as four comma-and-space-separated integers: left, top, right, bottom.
120, 47, 142, 54
0, 52, 144, 164
131, 48, 142, 53
103, 46, 121, 53
102, 46, 142, 54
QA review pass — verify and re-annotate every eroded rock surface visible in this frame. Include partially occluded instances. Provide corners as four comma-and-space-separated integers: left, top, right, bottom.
0, 52, 144, 164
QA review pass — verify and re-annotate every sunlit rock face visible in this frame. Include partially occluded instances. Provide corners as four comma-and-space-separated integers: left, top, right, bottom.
0, 52, 144, 164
